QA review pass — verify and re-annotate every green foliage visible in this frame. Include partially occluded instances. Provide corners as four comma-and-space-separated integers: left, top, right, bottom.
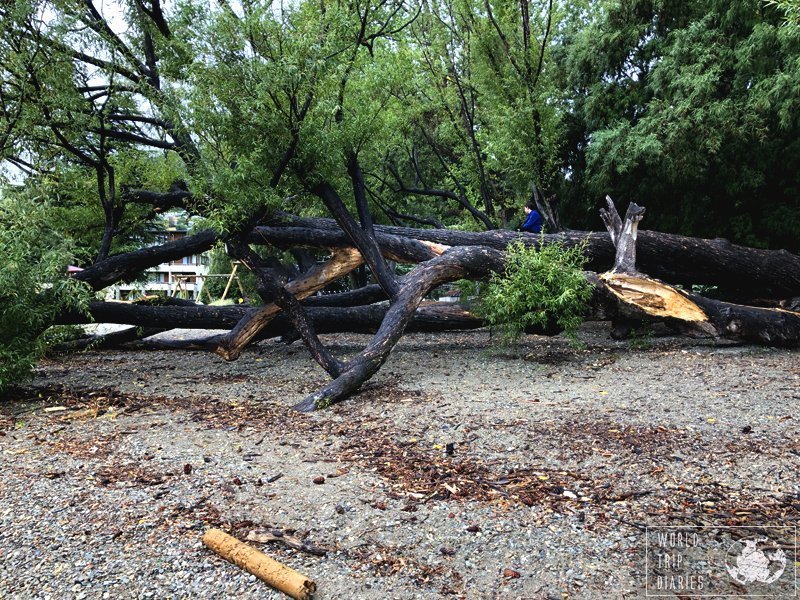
478, 239, 593, 345
557, 0, 800, 251
767, 0, 800, 27
4, 157, 174, 266
0, 196, 91, 394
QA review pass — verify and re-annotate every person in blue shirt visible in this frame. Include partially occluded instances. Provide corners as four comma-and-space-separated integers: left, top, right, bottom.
520, 202, 543, 233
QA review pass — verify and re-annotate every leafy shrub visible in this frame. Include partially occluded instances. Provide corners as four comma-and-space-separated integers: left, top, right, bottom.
0, 197, 90, 394
478, 238, 593, 345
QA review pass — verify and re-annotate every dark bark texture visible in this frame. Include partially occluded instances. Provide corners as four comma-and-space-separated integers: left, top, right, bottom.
54, 201, 800, 412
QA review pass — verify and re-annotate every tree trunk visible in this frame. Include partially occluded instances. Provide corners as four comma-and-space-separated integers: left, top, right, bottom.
215, 247, 365, 361
264, 215, 800, 297
54, 201, 800, 414
595, 199, 800, 347
75, 229, 218, 290
57, 301, 485, 337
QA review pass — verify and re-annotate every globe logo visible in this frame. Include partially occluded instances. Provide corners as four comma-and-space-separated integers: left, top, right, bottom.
725, 537, 787, 585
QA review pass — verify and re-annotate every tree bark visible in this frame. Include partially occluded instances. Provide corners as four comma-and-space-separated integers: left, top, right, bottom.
302, 284, 387, 307
312, 182, 400, 297
57, 300, 485, 337
292, 246, 505, 412
50, 325, 166, 352
265, 215, 800, 297
74, 229, 218, 290
215, 247, 365, 361
596, 199, 800, 347
226, 240, 345, 377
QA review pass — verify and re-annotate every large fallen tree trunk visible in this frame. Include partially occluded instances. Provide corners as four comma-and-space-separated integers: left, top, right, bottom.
74, 230, 218, 290
598, 273, 800, 346
55, 197, 800, 412
215, 247, 365, 361
66, 209, 799, 300
593, 199, 800, 347
261, 214, 800, 297
57, 300, 485, 337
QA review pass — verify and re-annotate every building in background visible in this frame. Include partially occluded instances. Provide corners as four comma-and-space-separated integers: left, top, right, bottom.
107, 214, 210, 301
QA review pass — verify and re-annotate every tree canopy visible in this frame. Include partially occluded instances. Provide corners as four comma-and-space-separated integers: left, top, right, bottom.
556, 0, 800, 248
2, 0, 798, 248
2, 0, 800, 396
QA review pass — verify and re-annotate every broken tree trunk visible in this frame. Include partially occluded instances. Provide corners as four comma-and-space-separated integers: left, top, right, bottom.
227, 239, 346, 377
74, 230, 218, 290
264, 214, 800, 298
56, 197, 800, 414
216, 232, 448, 359
49, 326, 167, 353
597, 199, 800, 347
599, 273, 800, 346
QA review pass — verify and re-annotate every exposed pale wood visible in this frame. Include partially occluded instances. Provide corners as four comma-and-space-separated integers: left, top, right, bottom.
600, 197, 646, 274
215, 247, 364, 361
599, 273, 708, 322
599, 195, 623, 246
202, 529, 315, 600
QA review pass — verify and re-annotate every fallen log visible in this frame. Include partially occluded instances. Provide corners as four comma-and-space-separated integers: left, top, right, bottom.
202, 528, 316, 600
53, 199, 800, 415
594, 199, 800, 347
262, 213, 800, 297
49, 326, 166, 353
74, 230, 218, 291
56, 300, 485, 336
215, 247, 365, 361
600, 273, 800, 346
58, 301, 252, 329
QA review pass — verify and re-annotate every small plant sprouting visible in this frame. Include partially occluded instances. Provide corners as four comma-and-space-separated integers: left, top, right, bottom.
478, 238, 593, 346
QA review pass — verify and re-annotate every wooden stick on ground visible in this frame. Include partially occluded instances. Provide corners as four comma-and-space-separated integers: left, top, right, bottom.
202, 528, 316, 600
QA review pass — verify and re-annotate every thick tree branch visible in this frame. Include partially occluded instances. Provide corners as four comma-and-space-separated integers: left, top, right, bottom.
312, 182, 400, 297
73, 230, 218, 290
227, 241, 345, 378
215, 247, 365, 361
293, 245, 505, 411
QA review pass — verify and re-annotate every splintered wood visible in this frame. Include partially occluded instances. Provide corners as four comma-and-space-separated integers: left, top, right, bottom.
599, 273, 709, 322
202, 528, 316, 600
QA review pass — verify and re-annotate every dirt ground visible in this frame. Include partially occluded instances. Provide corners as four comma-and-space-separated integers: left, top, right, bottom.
1, 323, 798, 599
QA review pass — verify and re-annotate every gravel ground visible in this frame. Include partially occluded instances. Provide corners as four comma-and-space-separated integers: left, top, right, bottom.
1, 323, 798, 599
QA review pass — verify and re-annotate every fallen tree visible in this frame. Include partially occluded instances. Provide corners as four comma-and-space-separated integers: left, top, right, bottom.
260, 213, 800, 299
590, 199, 800, 347
9, 0, 799, 404
54, 199, 800, 411
285, 200, 800, 410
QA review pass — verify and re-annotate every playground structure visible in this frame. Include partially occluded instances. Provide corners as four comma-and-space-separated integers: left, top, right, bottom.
106, 262, 246, 304
192, 263, 247, 304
